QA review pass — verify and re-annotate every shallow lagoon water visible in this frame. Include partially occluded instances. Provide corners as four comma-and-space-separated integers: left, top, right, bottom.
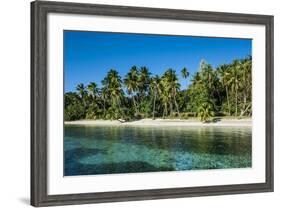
64, 125, 252, 176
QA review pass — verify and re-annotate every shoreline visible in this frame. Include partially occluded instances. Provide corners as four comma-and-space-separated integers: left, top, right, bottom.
64, 118, 252, 127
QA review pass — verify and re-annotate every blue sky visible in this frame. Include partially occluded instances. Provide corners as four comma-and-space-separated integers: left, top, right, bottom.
64, 30, 251, 92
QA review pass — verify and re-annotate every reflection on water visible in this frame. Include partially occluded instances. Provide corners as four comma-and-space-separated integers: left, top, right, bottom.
64, 125, 252, 176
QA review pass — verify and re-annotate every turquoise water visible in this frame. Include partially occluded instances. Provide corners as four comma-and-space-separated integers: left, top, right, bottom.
64, 125, 251, 176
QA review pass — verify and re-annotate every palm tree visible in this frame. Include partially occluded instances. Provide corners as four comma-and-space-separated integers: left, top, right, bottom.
150, 75, 161, 119
102, 69, 124, 118
76, 83, 86, 99
76, 83, 88, 108
181, 67, 190, 109
200, 60, 214, 90
181, 67, 189, 87
87, 82, 99, 100
124, 66, 139, 114
228, 60, 241, 117
218, 64, 231, 115
199, 60, 223, 113
100, 86, 108, 116
160, 86, 169, 118
138, 66, 151, 97
198, 102, 214, 122
239, 57, 252, 116
161, 68, 180, 117
108, 69, 123, 107
86, 82, 100, 118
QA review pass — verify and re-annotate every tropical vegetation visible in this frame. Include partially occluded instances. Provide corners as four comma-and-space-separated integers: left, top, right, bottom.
64, 56, 252, 122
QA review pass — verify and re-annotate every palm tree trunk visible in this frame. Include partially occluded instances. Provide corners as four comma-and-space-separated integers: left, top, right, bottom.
163, 103, 167, 118
173, 94, 180, 117
239, 92, 247, 117
226, 86, 230, 116
117, 99, 123, 118
240, 103, 251, 117
103, 98, 106, 116
169, 101, 173, 116
132, 96, 138, 114
81, 95, 87, 113
152, 92, 156, 120
235, 85, 238, 117
216, 88, 221, 104
243, 92, 247, 110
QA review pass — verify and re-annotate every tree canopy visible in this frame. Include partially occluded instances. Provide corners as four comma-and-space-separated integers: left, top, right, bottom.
64, 56, 252, 122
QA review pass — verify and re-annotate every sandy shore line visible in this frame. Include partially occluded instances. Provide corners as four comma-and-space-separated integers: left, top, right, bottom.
65, 118, 252, 127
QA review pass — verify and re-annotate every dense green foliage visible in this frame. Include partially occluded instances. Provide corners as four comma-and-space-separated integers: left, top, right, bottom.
64, 57, 252, 122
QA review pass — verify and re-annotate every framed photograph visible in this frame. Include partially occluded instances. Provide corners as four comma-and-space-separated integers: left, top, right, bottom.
31, 0, 274, 207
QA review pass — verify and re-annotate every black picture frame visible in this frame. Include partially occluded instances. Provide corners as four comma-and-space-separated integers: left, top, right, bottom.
31, 0, 274, 207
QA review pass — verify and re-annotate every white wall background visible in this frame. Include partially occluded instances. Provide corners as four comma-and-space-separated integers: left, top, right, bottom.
0, 0, 279, 207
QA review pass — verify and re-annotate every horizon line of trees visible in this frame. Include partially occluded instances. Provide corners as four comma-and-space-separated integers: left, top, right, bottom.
64, 56, 252, 122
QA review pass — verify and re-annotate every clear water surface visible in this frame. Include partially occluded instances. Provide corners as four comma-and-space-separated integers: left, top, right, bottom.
64, 125, 252, 176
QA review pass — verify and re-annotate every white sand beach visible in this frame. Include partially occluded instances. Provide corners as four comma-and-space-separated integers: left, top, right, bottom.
64, 118, 252, 127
